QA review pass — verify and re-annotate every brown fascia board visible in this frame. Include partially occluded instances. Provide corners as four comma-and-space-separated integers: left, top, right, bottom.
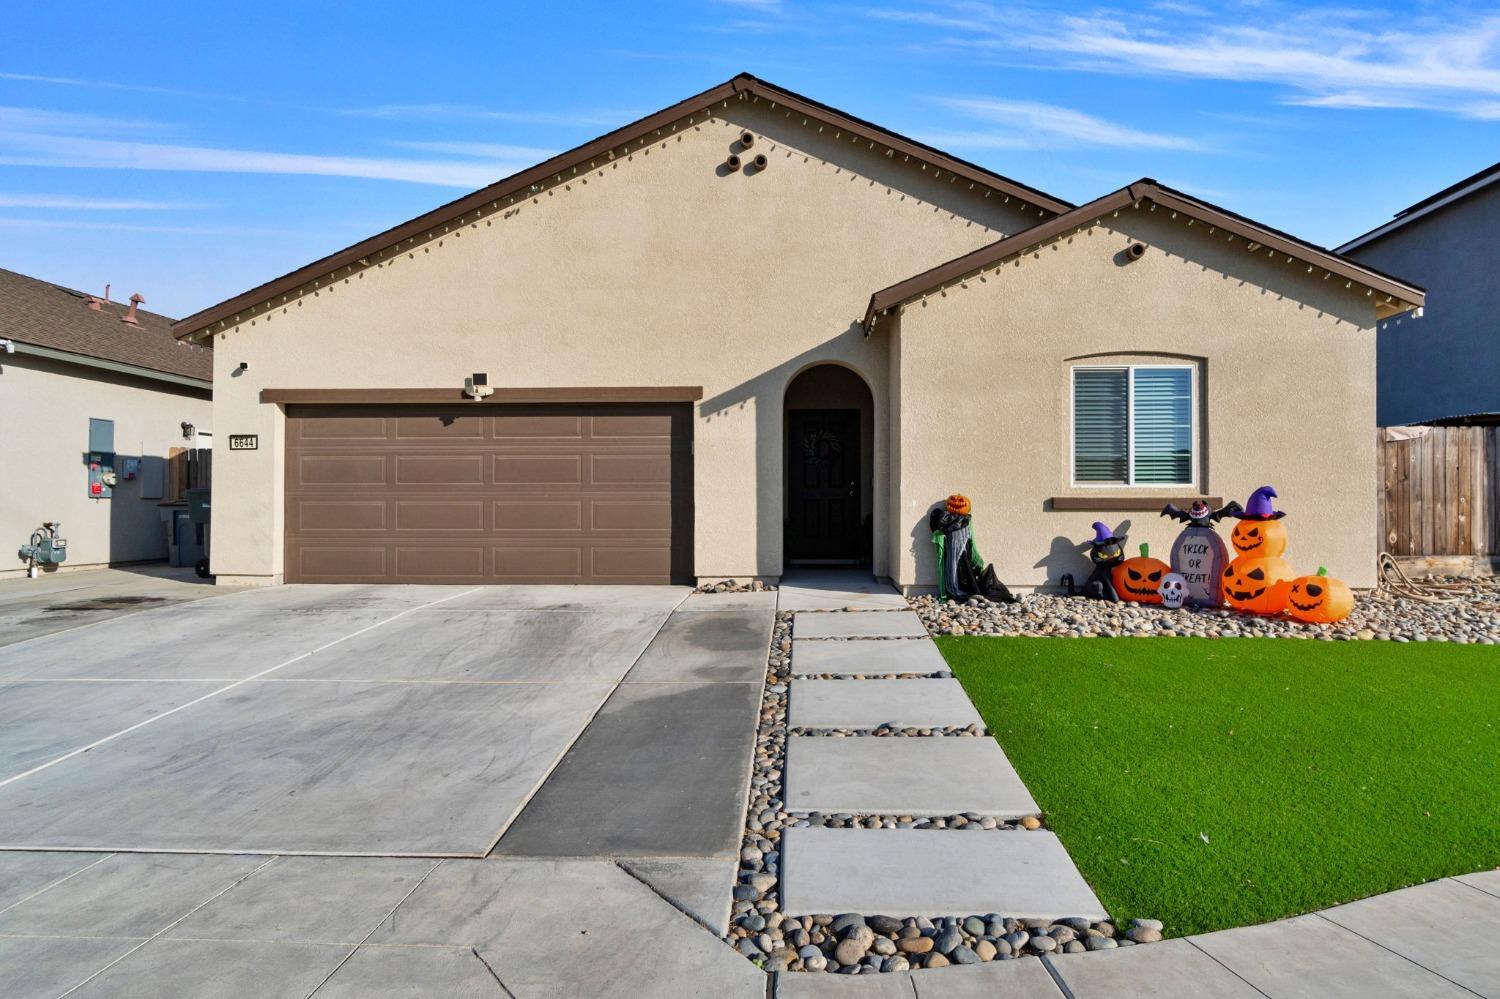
862, 180, 1425, 331
175, 73, 1071, 340
259, 386, 704, 404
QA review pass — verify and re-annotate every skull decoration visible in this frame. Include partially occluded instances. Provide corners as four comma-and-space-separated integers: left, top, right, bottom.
1158, 572, 1190, 610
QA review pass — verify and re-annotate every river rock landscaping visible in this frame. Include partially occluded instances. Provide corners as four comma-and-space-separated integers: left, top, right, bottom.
911, 574, 1500, 643
732, 610, 1138, 975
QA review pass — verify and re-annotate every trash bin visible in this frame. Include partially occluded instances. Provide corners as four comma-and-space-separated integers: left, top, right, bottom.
184, 487, 211, 578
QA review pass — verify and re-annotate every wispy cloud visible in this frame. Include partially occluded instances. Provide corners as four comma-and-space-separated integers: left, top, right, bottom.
0, 132, 533, 188
0, 194, 196, 210
343, 103, 635, 128
927, 97, 1208, 151
388, 140, 556, 161
0, 71, 241, 102
866, 3, 1500, 120
0, 217, 301, 236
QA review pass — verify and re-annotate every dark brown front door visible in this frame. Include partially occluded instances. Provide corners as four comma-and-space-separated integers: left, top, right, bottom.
786, 409, 863, 562
283, 403, 692, 584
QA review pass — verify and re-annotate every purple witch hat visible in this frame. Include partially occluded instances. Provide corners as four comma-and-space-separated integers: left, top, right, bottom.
1235, 485, 1286, 520
1090, 521, 1117, 543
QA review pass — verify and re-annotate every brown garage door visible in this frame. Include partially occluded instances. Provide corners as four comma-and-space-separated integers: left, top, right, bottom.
284, 404, 693, 584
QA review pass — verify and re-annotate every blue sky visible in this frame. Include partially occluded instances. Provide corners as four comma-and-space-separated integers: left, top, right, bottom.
4, 0, 1498, 317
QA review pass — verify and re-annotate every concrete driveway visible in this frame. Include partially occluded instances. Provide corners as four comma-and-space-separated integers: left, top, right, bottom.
0, 577, 777, 996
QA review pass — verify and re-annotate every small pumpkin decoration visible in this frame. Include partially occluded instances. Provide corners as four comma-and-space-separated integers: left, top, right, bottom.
1113, 544, 1171, 604
945, 494, 971, 516
1286, 567, 1354, 624
1221, 554, 1295, 614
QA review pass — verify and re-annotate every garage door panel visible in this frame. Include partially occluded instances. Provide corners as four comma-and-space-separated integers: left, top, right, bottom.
395, 546, 486, 578
295, 416, 388, 440
285, 404, 691, 584
394, 414, 487, 439
293, 500, 389, 532
592, 499, 672, 532
396, 499, 486, 532
296, 546, 389, 579
395, 454, 486, 485
593, 546, 672, 579
591, 413, 674, 438
493, 500, 583, 532
591, 453, 672, 486
494, 415, 585, 439
493, 546, 583, 579
494, 454, 583, 485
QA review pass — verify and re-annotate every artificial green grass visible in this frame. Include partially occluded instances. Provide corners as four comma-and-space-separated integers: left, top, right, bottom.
938, 636, 1500, 937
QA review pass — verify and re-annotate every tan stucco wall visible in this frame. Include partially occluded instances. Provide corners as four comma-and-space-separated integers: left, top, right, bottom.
0, 353, 212, 577
892, 205, 1382, 589
206, 98, 1045, 583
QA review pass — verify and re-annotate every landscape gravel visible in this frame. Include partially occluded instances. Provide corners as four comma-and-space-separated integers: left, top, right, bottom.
910, 575, 1500, 644
731, 611, 1139, 975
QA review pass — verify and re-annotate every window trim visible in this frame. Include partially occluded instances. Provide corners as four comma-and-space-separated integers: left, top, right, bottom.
1069, 363, 1198, 488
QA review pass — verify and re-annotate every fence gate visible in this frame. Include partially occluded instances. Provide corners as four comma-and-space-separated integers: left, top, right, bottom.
1377, 427, 1498, 564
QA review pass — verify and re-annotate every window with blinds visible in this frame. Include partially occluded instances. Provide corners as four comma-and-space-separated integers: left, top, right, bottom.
1072, 365, 1194, 485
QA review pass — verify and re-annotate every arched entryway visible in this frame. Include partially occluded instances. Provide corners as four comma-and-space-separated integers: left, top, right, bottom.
784, 364, 874, 568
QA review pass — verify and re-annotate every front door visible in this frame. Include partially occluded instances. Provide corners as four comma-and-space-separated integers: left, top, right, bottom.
786, 409, 863, 562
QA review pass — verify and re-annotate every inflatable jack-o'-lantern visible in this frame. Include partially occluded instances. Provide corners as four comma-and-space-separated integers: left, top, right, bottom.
1113, 544, 1171, 604
1286, 567, 1354, 624
1221, 554, 1294, 615
1230, 486, 1288, 557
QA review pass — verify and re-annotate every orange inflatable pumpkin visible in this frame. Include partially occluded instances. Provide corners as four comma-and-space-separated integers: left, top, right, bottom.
1113, 544, 1171, 604
1230, 518, 1288, 558
1286, 567, 1354, 624
1221, 554, 1294, 614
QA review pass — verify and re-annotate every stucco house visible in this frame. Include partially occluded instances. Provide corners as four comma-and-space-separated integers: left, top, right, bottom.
173, 75, 1422, 590
1339, 161, 1499, 427
1, 267, 213, 576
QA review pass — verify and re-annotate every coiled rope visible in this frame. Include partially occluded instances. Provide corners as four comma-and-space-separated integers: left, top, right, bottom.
1377, 552, 1469, 604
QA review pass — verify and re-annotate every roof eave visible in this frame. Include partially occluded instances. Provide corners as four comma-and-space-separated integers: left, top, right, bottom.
863, 181, 1424, 332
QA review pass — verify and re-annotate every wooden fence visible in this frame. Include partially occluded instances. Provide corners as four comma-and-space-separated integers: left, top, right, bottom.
1378, 426, 1499, 560
165, 447, 212, 502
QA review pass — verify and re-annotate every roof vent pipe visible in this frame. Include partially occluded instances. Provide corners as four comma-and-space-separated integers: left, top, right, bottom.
121, 292, 144, 326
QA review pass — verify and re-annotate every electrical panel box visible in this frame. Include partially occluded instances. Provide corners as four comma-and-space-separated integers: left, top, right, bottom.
86, 418, 115, 499
122, 457, 140, 480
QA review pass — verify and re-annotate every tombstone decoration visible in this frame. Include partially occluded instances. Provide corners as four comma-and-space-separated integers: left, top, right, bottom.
1060, 522, 1127, 601
1160, 499, 1243, 607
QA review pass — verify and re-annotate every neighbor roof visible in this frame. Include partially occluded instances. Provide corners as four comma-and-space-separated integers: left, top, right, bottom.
864, 179, 1427, 331
1338, 160, 1500, 253
174, 73, 1073, 340
0, 267, 211, 382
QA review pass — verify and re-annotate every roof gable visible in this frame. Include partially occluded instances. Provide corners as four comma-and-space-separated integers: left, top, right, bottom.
174, 74, 1071, 340
864, 180, 1426, 331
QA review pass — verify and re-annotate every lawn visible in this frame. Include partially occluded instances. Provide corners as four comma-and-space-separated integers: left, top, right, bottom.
938, 636, 1500, 937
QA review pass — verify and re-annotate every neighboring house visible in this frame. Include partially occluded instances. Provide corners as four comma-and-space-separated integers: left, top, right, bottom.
172, 74, 1421, 590
1339, 162, 1500, 427
1, 268, 213, 576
